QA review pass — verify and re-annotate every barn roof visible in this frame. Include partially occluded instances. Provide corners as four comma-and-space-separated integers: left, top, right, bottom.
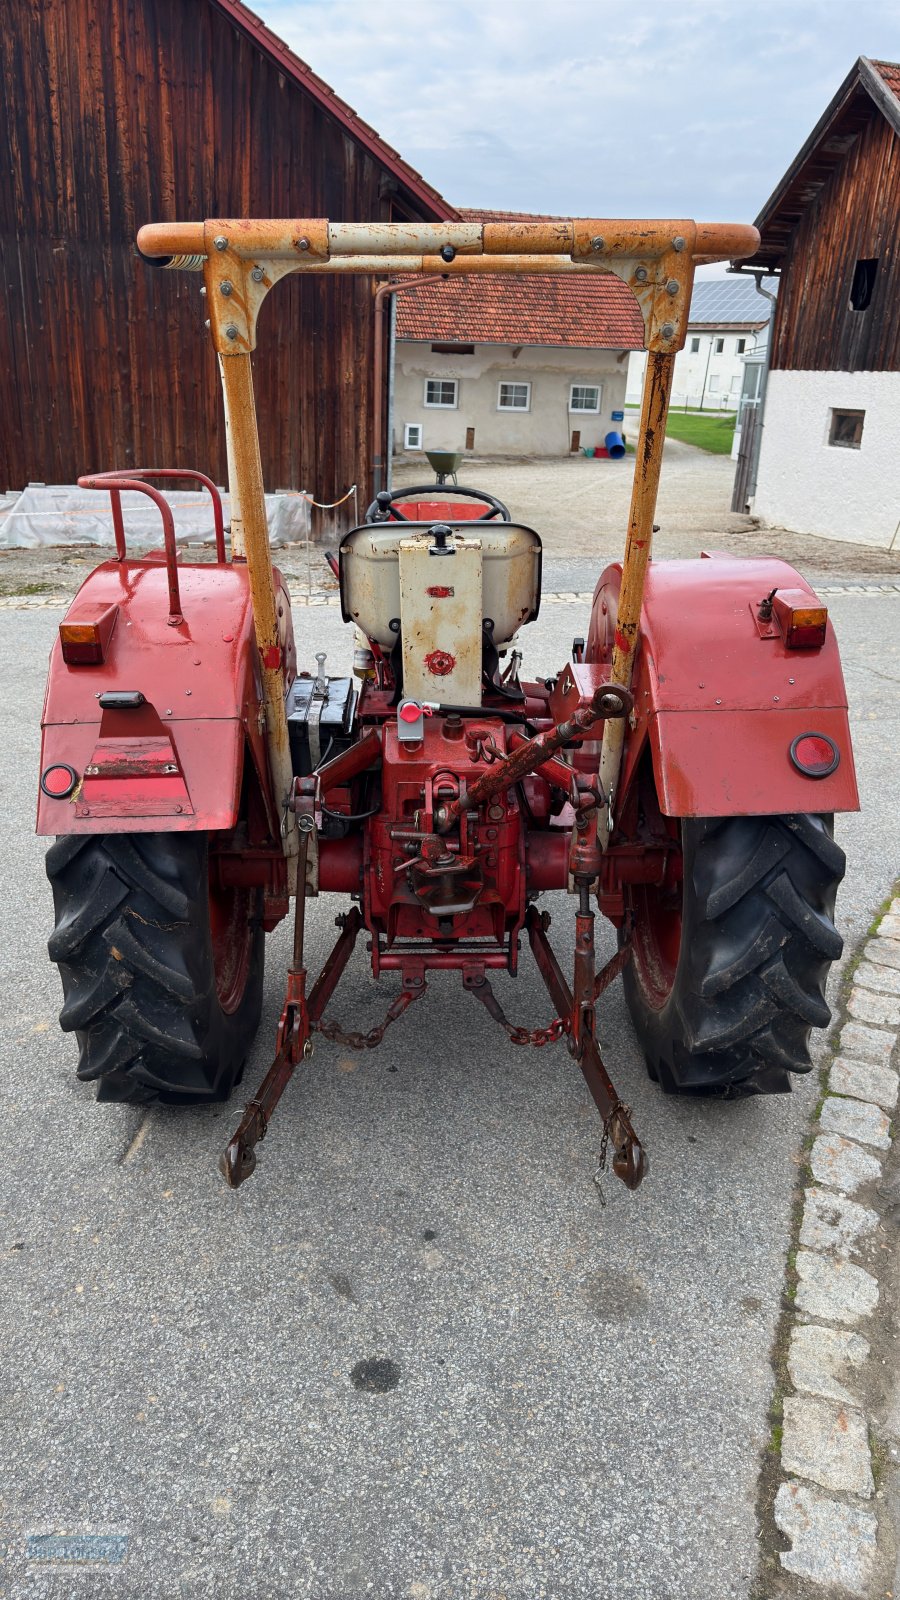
396, 209, 644, 350
211, 0, 457, 221
737, 56, 900, 273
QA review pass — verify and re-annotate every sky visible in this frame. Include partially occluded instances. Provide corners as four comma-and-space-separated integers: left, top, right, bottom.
251, 0, 900, 275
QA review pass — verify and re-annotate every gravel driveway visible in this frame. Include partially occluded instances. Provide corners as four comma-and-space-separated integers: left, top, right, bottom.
394, 441, 900, 577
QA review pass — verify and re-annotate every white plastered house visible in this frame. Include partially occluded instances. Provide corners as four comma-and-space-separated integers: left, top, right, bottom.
736, 56, 900, 549
392, 213, 643, 461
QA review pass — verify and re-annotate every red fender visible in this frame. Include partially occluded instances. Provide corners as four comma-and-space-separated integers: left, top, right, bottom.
37, 558, 295, 837
587, 556, 859, 818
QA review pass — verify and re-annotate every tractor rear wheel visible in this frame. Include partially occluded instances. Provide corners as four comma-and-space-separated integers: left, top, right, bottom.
622, 813, 845, 1096
46, 832, 264, 1105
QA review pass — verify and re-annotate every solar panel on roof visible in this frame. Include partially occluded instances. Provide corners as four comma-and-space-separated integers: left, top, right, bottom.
689, 278, 778, 323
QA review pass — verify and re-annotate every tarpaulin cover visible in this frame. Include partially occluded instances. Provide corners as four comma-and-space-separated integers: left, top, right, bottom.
0, 486, 311, 549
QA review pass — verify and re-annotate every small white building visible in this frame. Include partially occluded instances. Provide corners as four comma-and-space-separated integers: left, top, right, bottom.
393, 222, 643, 460
626, 279, 775, 411
741, 56, 900, 548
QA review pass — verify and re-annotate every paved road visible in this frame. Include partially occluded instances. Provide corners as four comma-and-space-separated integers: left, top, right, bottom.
0, 588, 898, 1600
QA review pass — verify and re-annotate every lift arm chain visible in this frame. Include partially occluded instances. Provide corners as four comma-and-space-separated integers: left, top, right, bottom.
315, 983, 427, 1050
463, 971, 571, 1047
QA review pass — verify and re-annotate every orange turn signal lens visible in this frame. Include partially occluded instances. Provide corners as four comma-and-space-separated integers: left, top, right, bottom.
771, 590, 828, 649
59, 604, 119, 665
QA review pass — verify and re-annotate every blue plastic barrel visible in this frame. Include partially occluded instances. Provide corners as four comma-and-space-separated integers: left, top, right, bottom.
605, 430, 626, 460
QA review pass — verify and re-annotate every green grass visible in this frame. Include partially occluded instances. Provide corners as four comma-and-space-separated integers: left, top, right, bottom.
664, 410, 736, 454
0, 580, 57, 597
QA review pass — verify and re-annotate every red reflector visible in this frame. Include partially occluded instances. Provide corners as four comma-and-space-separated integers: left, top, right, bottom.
790, 732, 840, 778
40, 763, 78, 798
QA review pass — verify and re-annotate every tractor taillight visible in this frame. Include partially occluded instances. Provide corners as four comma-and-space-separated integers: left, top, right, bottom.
59, 604, 119, 665
772, 590, 828, 649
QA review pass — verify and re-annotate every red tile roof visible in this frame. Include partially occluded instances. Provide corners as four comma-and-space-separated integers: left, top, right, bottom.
872, 59, 900, 100
396, 209, 644, 350
397, 274, 643, 349
210, 0, 456, 221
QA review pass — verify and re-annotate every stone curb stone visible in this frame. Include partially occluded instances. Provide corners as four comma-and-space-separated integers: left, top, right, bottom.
781, 1396, 874, 1496
829, 1056, 899, 1111
775, 1481, 877, 1593
818, 1094, 892, 1151
787, 1324, 870, 1405
855, 959, 900, 996
868, 935, 900, 972
774, 895, 900, 1593
838, 1021, 896, 1066
848, 986, 900, 1028
799, 1186, 879, 1258
794, 1249, 879, 1325
810, 1132, 882, 1194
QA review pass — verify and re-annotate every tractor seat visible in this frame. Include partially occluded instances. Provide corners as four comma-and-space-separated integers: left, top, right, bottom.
338, 518, 542, 651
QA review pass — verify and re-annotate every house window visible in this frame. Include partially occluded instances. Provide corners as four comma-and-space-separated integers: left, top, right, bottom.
430, 343, 475, 355
404, 423, 424, 450
828, 408, 865, 449
498, 381, 531, 411
569, 384, 601, 413
850, 259, 878, 312
690, 337, 700, 353
736, 338, 746, 354
424, 378, 458, 408
714, 337, 724, 354
708, 374, 720, 392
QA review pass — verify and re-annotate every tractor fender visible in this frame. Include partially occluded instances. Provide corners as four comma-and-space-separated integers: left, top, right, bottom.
37, 558, 295, 836
587, 556, 859, 818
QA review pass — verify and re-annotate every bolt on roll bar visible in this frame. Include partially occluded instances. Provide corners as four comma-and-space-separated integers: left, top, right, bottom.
134, 215, 760, 865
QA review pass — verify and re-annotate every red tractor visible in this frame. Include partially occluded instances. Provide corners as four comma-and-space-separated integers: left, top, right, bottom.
38, 217, 858, 1191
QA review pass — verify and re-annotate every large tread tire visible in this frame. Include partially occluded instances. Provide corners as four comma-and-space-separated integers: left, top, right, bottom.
47, 832, 264, 1105
623, 813, 844, 1097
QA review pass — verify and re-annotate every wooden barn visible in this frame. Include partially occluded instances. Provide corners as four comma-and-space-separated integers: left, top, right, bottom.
0, 0, 455, 507
736, 57, 900, 548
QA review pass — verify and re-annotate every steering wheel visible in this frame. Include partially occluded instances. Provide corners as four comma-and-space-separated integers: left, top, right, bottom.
364, 486, 511, 523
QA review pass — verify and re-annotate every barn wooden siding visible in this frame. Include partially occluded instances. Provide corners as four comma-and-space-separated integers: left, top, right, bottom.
0, 0, 437, 504
770, 111, 900, 372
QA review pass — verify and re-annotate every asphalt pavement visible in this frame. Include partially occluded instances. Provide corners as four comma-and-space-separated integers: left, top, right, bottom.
0, 582, 898, 1600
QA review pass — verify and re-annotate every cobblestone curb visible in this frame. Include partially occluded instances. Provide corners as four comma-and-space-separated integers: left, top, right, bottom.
771, 894, 900, 1595
3, 582, 900, 611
